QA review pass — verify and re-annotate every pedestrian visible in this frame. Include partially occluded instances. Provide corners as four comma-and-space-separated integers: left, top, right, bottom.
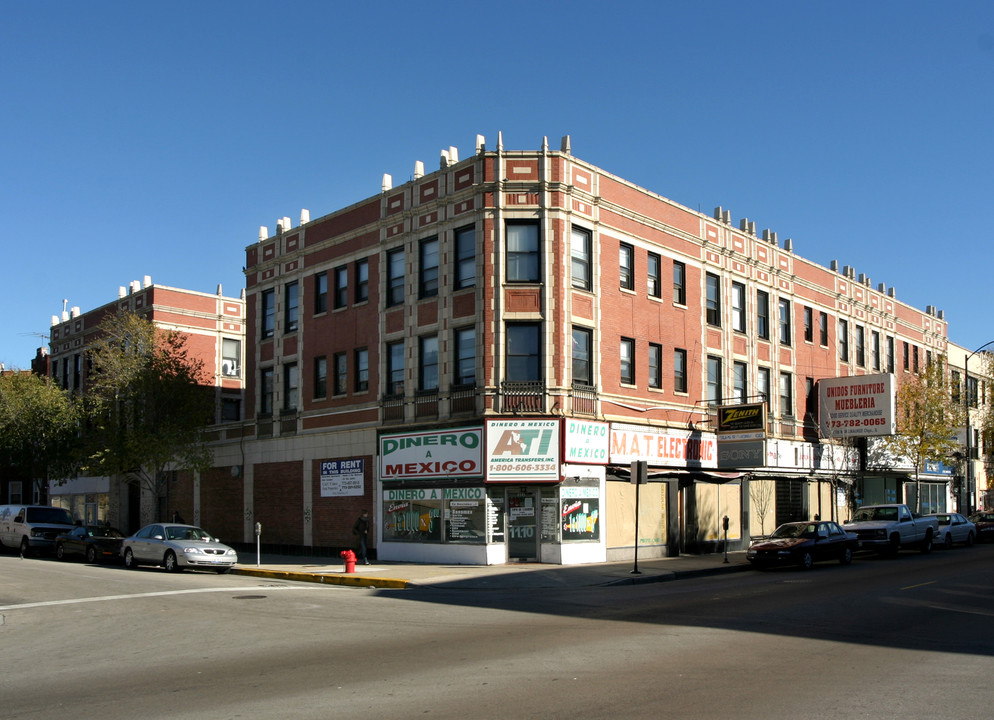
172, 510, 185, 524
352, 509, 371, 564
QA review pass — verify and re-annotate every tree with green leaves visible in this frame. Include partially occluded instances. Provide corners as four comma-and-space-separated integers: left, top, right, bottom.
0, 371, 81, 502
885, 357, 963, 513
82, 310, 214, 524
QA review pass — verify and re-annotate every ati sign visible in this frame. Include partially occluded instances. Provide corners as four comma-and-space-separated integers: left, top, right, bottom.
486, 419, 560, 482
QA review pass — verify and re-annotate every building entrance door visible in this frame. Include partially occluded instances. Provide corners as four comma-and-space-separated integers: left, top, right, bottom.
507, 488, 539, 561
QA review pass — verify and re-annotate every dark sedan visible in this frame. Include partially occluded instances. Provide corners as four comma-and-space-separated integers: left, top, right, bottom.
968, 512, 994, 542
55, 525, 125, 564
747, 520, 858, 569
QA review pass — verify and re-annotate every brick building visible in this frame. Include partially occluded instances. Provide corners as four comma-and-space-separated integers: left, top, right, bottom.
45, 277, 245, 531
196, 134, 954, 564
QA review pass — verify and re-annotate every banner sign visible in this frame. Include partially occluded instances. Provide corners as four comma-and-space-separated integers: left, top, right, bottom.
379, 427, 483, 481
563, 419, 609, 464
320, 459, 365, 497
818, 373, 896, 438
610, 423, 717, 469
486, 419, 560, 482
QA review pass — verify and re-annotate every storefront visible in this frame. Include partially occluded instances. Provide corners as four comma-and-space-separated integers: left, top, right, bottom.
376, 420, 608, 565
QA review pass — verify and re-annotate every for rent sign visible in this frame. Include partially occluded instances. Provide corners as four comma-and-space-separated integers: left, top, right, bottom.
818, 373, 896, 438
379, 427, 483, 481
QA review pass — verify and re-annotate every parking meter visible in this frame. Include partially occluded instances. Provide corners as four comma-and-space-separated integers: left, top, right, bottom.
722, 515, 730, 564
255, 522, 262, 566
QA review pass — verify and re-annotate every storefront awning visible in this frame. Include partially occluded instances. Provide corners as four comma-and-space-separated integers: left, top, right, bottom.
607, 465, 745, 485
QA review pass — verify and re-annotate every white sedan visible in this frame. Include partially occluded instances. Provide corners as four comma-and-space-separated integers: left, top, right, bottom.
121, 523, 238, 573
930, 513, 976, 548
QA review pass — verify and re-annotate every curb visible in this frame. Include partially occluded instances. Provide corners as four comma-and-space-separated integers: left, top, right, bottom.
603, 561, 753, 586
232, 566, 409, 589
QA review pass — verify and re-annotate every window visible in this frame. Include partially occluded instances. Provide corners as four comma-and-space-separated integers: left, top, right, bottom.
420, 237, 439, 298
757, 290, 769, 340
620, 338, 635, 385
779, 372, 793, 418
507, 223, 540, 282
871, 331, 881, 371
260, 367, 274, 415
506, 323, 541, 381
733, 361, 747, 403
673, 261, 686, 304
758, 367, 771, 408
386, 342, 404, 395
649, 343, 662, 389
731, 281, 746, 332
805, 377, 817, 422
903, 341, 909, 370
454, 328, 475, 387
419, 336, 439, 391
804, 306, 813, 343
839, 319, 850, 362
355, 348, 369, 392
387, 248, 405, 307
333, 353, 347, 395
455, 226, 476, 290
778, 298, 791, 346
355, 259, 369, 303
913, 345, 919, 373
261, 289, 275, 339
283, 363, 298, 411
284, 282, 299, 333
648, 252, 661, 298
707, 356, 722, 405
571, 226, 592, 290
221, 338, 240, 378
314, 272, 328, 314
313, 356, 327, 399
674, 348, 687, 393
221, 397, 241, 423
887, 336, 895, 372
619, 243, 634, 291
706, 273, 721, 326
334, 266, 348, 309
572, 327, 593, 386
856, 325, 865, 366
819, 311, 828, 346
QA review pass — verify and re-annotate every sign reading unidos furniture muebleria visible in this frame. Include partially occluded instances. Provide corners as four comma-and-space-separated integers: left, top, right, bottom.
379, 427, 483, 481
818, 373, 896, 439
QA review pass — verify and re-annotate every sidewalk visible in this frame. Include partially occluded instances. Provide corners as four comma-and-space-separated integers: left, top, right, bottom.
230, 550, 753, 590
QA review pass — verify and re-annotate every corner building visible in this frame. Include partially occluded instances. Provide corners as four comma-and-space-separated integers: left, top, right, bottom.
236, 134, 948, 564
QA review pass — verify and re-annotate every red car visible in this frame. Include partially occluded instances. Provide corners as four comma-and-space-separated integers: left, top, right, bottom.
747, 520, 858, 569
968, 512, 994, 542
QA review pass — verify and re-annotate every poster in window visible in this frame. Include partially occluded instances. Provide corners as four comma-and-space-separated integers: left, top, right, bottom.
561, 499, 600, 541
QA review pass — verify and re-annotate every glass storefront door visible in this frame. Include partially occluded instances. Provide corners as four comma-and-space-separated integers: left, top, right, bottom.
507, 488, 539, 561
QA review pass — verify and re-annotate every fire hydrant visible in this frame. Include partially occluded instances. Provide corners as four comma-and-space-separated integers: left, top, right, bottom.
340, 549, 356, 574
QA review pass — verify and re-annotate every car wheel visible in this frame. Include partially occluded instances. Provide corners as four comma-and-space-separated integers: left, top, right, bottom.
888, 534, 901, 557
56, 543, 66, 561
124, 548, 137, 569
943, 532, 953, 549
86, 546, 98, 564
920, 531, 933, 554
163, 550, 180, 573
19, 537, 31, 558
799, 551, 813, 570
840, 547, 853, 565
967, 532, 975, 547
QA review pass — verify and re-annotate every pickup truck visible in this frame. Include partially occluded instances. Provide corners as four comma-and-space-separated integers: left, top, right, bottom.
842, 504, 938, 555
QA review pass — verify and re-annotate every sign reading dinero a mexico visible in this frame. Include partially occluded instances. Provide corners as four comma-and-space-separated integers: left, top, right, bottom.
379, 427, 483, 481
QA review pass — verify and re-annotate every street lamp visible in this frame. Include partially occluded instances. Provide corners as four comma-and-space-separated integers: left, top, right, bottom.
963, 340, 994, 515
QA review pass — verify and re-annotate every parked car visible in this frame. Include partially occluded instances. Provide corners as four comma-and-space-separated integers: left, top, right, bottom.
747, 520, 858, 569
121, 523, 238, 573
55, 525, 125, 563
0, 504, 76, 557
967, 512, 994, 542
841, 503, 938, 555
929, 513, 976, 548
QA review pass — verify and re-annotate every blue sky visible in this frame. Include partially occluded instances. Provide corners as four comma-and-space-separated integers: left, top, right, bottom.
2, 1, 993, 369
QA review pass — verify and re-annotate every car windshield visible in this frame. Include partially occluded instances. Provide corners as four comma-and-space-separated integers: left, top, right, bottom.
852, 507, 898, 522
934, 514, 950, 524
770, 524, 816, 539
25, 507, 74, 525
88, 527, 123, 538
166, 526, 214, 542
971, 513, 994, 522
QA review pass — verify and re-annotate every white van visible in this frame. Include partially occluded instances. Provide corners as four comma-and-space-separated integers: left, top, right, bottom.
0, 505, 76, 557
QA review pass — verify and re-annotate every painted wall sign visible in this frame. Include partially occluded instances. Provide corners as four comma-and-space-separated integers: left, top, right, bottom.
486, 419, 560, 482
379, 427, 483, 481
